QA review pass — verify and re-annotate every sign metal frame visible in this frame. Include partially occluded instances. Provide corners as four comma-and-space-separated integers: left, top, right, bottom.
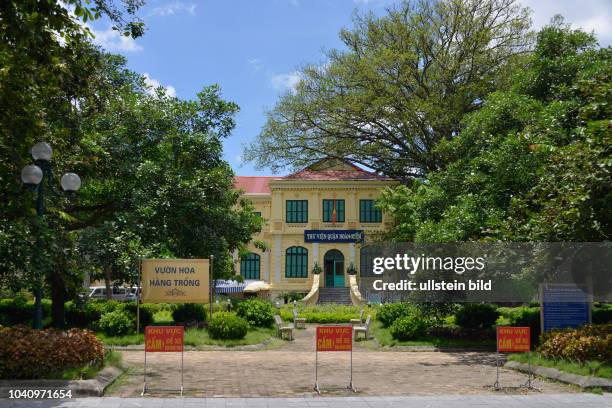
142, 326, 185, 396
314, 325, 356, 394
494, 326, 539, 391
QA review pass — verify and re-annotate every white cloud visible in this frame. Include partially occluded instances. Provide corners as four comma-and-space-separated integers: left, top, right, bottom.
149, 1, 197, 17
519, 0, 611, 45
248, 58, 263, 72
90, 26, 143, 53
143, 73, 177, 97
270, 72, 301, 92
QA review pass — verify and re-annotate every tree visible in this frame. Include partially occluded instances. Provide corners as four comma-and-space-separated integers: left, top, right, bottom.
244, 0, 532, 181
378, 18, 611, 243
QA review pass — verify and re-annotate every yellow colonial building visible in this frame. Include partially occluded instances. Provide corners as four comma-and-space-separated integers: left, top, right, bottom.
234, 159, 397, 304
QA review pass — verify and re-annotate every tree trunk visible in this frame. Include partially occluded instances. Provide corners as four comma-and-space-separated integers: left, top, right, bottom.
51, 270, 66, 327
104, 264, 113, 300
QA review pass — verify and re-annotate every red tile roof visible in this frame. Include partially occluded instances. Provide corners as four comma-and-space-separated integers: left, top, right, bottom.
282, 159, 393, 181
234, 159, 394, 194
234, 176, 276, 194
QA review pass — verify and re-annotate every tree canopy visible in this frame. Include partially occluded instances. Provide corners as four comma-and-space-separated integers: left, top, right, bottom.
244, 0, 532, 181
0, 2, 262, 325
378, 18, 611, 242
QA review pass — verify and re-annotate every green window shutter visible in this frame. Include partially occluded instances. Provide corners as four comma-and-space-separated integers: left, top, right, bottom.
286, 200, 308, 223
359, 199, 382, 223
322, 199, 345, 223
285, 246, 308, 278
240, 253, 260, 280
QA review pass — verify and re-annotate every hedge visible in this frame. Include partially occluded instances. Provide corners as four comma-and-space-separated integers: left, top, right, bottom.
0, 326, 104, 379
454, 303, 499, 330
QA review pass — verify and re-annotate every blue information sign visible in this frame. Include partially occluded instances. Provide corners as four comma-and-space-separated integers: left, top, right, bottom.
541, 284, 590, 332
304, 230, 364, 243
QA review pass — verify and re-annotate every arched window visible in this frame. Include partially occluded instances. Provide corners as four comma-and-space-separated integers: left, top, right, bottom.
285, 246, 308, 278
240, 253, 260, 280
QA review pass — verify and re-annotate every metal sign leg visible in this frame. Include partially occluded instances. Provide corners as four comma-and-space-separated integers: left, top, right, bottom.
141, 350, 147, 396
493, 350, 500, 390
314, 349, 320, 394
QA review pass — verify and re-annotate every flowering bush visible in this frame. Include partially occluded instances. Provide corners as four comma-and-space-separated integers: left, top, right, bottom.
539, 324, 611, 363
0, 326, 104, 379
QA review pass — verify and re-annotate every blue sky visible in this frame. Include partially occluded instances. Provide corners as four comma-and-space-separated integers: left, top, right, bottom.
87, 0, 612, 176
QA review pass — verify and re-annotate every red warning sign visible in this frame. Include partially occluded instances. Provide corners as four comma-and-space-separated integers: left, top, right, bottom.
316, 326, 352, 352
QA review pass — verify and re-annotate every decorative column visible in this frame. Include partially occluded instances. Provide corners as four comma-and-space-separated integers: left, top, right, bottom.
274, 235, 282, 283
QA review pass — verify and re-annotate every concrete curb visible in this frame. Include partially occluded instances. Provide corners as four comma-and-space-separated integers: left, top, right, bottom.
505, 361, 612, 390
0, 365, 123, 397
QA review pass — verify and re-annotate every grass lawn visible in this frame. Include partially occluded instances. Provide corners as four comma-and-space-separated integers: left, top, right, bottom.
45, 350, 122, 380
98, 326, 277, 348
369, 320, 495, 348
508, 353, 612, 379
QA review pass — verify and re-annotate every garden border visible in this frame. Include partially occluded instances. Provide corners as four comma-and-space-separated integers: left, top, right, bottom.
0, 365, 124, 397
505, 361, 612, 390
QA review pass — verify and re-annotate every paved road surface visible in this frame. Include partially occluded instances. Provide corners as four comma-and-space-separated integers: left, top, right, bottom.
0, 394, 610, 408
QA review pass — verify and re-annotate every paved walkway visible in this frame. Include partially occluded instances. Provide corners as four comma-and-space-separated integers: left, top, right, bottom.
107, 325, 574, 397
1, 394, 611, 408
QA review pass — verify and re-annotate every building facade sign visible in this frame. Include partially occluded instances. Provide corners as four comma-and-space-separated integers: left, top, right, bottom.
304, 230, 364, 243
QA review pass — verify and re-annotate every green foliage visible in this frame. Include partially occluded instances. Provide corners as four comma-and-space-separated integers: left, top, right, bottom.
172, 303, 207, 324
377, 303, 414, 327
279, 304, 364, 323
454, 304, 499, 330
236, 299, 274, 327
593, 305, 612, 324
390, 313, 428, 341
502, 306, 541, 345
539, 324, 611, 364
378, 20, 611, 243
0, 297, 33, 326
207, 312, 248, 340
118, 302, 154, 328
0, 326, 104, 379
99, 310, 134, 337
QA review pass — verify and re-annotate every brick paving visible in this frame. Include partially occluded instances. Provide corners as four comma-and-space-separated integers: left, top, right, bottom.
107, 325, 575, 397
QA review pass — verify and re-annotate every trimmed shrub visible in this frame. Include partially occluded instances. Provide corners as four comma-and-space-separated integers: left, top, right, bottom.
377, 302, 413, 327
390, 313, 427, 341
539, 324, 611, 363
0, 326, 104, 379
118, 302, 154, 328
454, 304, 499, 330
236, 299, 274, 327
85, 299, 120, 321
508, 306, 540, 345
99, 310, 134, 336
65, 301, 90, 328
279, 304, 363, 323
207, 312, 248, 340
172, 303, 207, 323
593, 305, 612, 324
0, 297, 32, 326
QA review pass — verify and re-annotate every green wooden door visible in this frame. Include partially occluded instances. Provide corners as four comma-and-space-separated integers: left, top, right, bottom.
324, 250, 345, 287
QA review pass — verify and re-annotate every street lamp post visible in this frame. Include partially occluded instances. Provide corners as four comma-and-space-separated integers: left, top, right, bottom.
20, 142, 81, 329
